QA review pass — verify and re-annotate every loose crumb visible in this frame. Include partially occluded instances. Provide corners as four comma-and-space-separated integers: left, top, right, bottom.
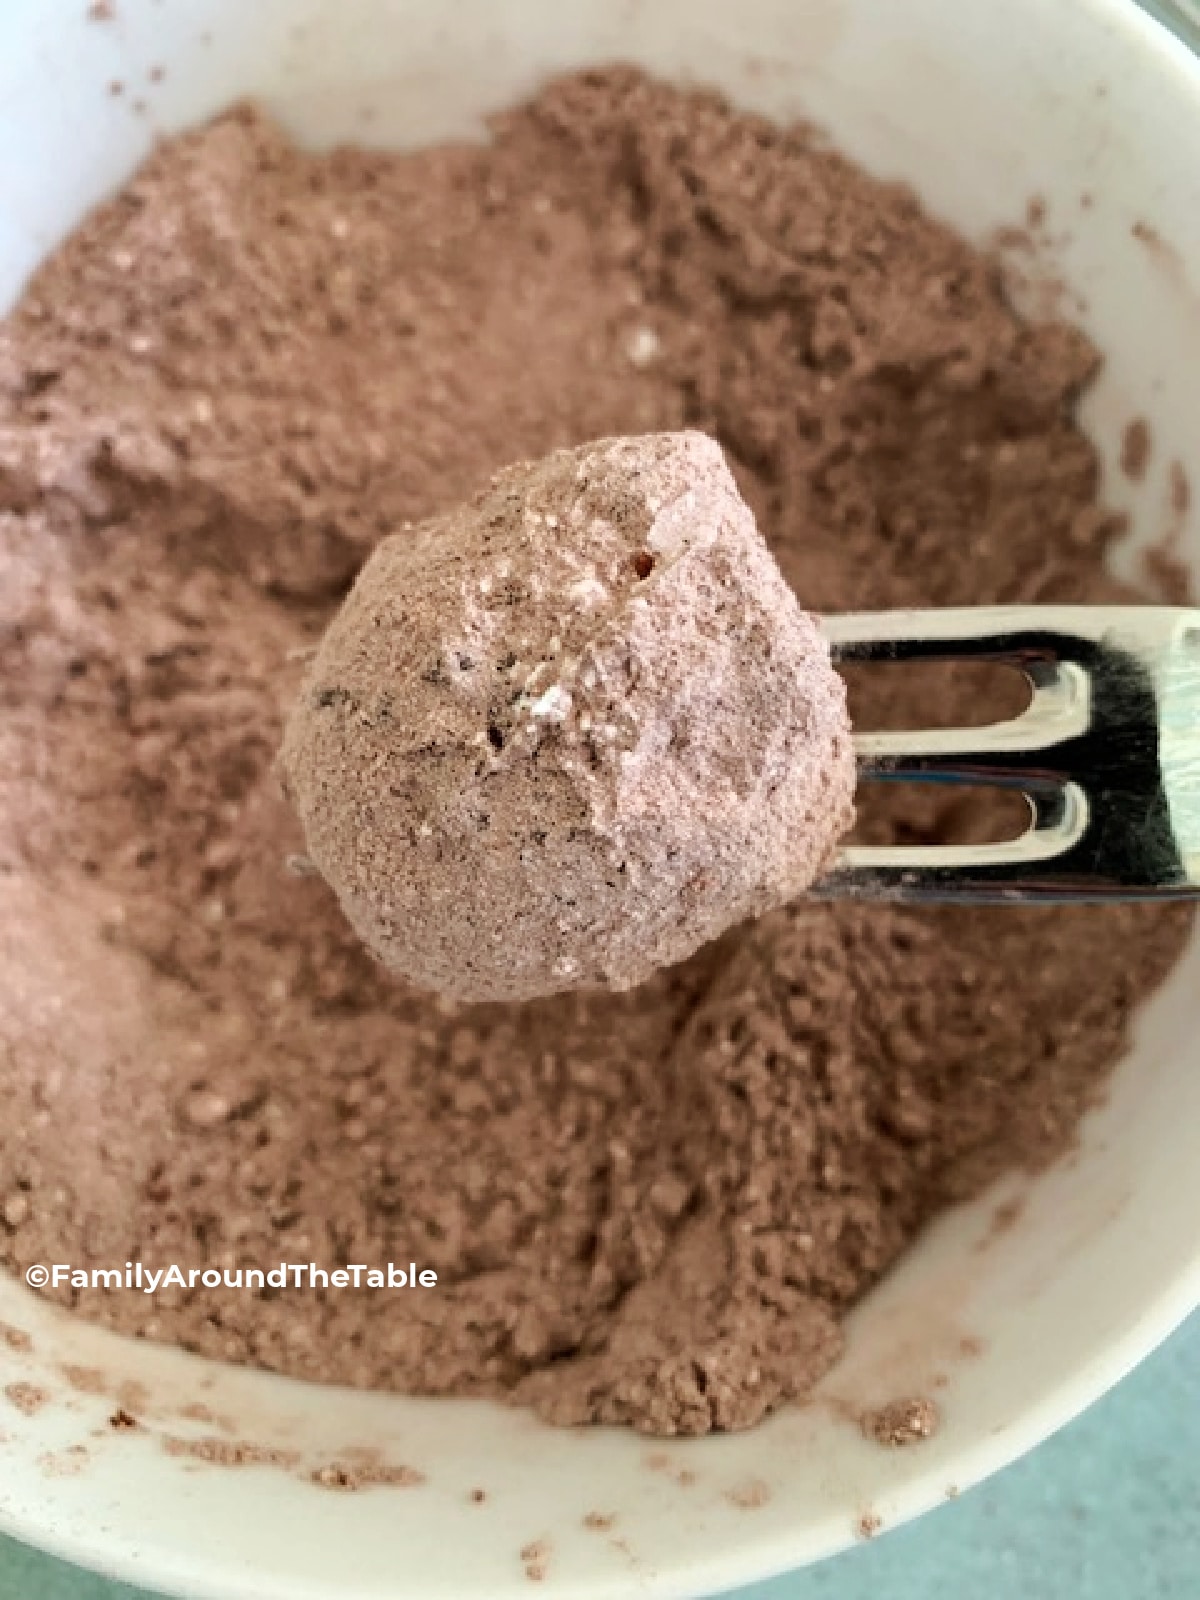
108, 1407, 139, 1430
857, 1512, 882, 1539
116, 1379, 149, 1413
87, 0, 115, 19
311, 1463, 356, 1490
470, 1487, 487, 1503
1170, 460, 1192, 516
993, 224, 1036, 255
861, 1396, 941, 1447
521, 1538, 550, 1582
643, 1450, 697, 1487
583, 1511, 615, 1531
161, 1434, 300, 1469
1120, 417, 1151, 482
178, 1400, 231, 1429
59, 1363, 106, 1394
4, 1382, 48, 1416
38, 1445, 90, 1476
991, 1196, 1025, 1233
725, 1477, 772, 1509
311, 1459, 424, 1491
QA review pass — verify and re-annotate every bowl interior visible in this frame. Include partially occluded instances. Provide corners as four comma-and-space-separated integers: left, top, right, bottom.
1, 2, 1199, 1597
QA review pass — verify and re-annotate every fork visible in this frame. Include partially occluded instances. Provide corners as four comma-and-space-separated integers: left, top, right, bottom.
817, 605, 1200, 902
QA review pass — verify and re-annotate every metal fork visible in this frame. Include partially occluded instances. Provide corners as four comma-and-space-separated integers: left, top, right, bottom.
817, 606, 1200, 902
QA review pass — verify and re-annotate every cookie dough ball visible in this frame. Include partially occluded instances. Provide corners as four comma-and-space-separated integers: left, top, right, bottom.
280, 431, 855, 1001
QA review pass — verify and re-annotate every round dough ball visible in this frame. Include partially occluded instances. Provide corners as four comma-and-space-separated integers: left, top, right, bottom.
280, 431, 855, 1001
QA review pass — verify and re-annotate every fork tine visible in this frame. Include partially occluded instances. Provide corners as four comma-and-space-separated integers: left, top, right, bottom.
824, 607, 1083, 672
816, 785, 1092, 902
857, 736, 1068, 787
853, 659, 1090, 789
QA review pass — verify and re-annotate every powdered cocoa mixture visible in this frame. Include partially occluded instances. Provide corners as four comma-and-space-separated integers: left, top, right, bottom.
0, 69, 1190, 1435
861, 1395, 940, 1448
280, 430, 854, 1001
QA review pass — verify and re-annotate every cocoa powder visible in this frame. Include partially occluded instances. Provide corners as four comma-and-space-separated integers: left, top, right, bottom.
861, 1396, 941, 1448
0, 69, 1190, 1435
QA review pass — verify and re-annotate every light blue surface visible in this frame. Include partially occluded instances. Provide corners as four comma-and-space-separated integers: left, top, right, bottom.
2, 1309, 1199, 1599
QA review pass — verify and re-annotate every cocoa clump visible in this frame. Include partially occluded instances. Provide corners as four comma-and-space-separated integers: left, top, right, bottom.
862, 1395, 941, 1447
281, 430, 854, 1001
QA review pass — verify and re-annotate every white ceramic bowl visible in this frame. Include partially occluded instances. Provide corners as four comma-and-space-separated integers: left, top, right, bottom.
2, 2, 1200, 1596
